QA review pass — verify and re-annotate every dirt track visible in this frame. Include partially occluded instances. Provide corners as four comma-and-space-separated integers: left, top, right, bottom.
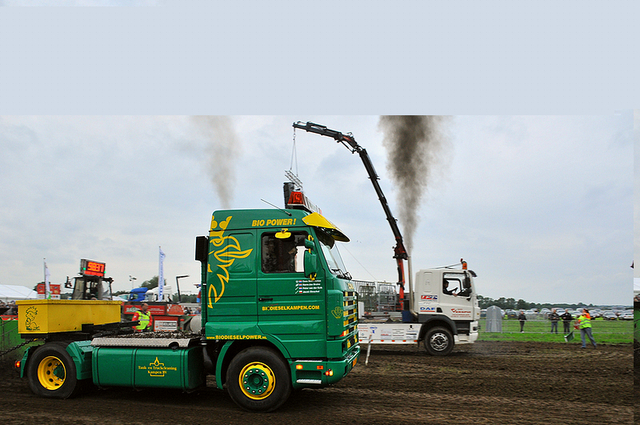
0, 341, 633, 425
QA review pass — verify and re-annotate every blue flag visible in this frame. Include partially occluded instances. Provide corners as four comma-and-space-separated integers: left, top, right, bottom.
158, 247, 166, 301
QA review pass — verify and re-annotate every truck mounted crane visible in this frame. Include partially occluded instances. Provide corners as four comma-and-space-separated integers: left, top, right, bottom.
293, 121, 480, 357
292, 121, 409, 312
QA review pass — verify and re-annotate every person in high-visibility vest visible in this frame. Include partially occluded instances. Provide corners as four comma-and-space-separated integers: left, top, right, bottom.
132, 303, 153, 332
576, 308, 596, 348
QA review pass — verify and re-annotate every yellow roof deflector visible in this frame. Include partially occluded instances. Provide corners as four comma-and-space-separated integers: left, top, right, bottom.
302, 212, 350, 242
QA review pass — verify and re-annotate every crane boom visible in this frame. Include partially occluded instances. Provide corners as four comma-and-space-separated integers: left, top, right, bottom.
293, 121, 409, 309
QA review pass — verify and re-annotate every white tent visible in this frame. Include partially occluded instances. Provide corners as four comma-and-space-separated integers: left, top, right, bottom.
0, 284, 37, 302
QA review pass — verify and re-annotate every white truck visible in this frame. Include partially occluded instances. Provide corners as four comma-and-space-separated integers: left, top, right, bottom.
358, 263, 480, 362
293, 122, 480, 360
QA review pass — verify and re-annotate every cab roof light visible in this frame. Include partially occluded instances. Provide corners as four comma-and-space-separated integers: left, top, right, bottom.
284, 182, 322, 214
288, 191, 305, 205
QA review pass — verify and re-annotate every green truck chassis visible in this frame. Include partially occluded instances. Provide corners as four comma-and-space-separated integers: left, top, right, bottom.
17, 206, 360, 412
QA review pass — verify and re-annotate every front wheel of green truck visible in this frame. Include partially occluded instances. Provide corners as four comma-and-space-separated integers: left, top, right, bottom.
226, 347, 292, 412
27, 342, 79, 399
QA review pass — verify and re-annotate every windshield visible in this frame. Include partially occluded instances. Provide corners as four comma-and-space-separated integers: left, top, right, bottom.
71, 277, 113, 300
315, 229, 351, 280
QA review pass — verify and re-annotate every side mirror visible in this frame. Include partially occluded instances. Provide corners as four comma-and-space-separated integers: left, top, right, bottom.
195, 236, 209, 263
304, 241, 318, 279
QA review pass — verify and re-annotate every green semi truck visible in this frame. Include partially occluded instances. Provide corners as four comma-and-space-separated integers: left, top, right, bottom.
15, 198, 359, 412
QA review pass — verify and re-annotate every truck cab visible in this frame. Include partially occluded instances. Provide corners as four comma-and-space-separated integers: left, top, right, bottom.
141, 285, 173, 302
412, 267, 480, 354
127, 287, 148, 302
357, 265, 479, 359
195, 207, 359, 411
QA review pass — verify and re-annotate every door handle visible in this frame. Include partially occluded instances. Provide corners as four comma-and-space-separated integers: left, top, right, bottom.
258, 297, 273, 302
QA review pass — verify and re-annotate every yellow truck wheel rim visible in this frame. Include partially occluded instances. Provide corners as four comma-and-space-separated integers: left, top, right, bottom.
37, 355, 66, 390
239, 362, 276, 400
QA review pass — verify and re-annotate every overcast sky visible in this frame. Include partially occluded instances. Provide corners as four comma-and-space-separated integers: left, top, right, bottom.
0, 114, 633, 305
0, 2, 636, 305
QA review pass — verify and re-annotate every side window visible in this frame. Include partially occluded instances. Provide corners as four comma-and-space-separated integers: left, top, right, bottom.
261, 231, 308, 273
442, 273, 463, 296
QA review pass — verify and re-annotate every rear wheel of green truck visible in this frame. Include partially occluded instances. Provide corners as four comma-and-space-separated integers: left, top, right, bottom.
226, 347, 292, 412
424, 326, 454, 356
27, 342, 79, 399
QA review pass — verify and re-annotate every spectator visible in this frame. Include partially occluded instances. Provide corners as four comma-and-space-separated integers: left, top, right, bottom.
549, 308, 560, 334
561, 310, 573, 334
518, 310, 527, 333
5, 301, 17, 315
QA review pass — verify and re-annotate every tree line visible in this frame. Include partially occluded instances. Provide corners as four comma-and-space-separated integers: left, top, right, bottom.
477, 295, 595, 311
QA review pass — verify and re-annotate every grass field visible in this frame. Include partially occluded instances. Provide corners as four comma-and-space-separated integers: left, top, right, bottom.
478, 317, 633, 344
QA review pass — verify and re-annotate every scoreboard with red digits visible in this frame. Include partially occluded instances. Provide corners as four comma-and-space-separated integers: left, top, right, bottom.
80, 259, 106, 277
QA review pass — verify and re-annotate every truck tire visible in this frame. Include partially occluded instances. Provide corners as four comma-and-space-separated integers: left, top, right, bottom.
27, 342, 79, 399
226, 346, 292, 412
424, 326, 454, 356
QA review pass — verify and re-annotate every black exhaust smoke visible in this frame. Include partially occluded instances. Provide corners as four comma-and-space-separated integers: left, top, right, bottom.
191, 116, 240, 209
378, 115, 449, 252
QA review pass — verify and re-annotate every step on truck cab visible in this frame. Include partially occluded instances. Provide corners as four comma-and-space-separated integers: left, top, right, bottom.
16, 207, 359, 413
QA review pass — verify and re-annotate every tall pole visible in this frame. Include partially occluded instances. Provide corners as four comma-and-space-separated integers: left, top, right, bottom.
176, 275, 189, 303
44, 258, 50, 300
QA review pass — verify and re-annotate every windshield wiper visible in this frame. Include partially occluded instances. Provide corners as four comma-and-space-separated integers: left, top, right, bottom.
331, 268, 352, 280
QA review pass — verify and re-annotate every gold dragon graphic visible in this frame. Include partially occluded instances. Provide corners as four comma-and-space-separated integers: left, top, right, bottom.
208, 215, 253, 308
24, 306, 40, 331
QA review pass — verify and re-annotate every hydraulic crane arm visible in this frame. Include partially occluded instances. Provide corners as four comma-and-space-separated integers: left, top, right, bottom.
293, 122, 409, 302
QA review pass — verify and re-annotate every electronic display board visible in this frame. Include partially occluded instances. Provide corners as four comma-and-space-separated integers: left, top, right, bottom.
80, 259, 106, 277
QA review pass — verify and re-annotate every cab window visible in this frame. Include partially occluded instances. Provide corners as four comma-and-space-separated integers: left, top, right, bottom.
442, 272, 471, 297
261, 232, 308, 273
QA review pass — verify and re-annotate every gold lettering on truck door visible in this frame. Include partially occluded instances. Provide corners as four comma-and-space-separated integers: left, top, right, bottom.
208, 215, 253, 307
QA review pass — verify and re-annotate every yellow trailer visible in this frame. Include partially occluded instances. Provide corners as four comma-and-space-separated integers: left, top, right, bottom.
16, 300, 122, 336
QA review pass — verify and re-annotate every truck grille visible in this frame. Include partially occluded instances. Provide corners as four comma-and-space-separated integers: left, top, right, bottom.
342, 290, 358, 350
